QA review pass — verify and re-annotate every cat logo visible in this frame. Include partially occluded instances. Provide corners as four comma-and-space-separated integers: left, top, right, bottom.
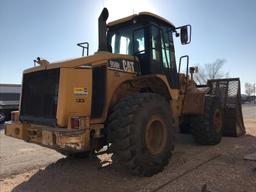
108, 59, 137, 73
122, 60, 135, 73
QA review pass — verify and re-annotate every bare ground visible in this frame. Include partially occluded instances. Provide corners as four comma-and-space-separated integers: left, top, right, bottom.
0, 104, 255, 192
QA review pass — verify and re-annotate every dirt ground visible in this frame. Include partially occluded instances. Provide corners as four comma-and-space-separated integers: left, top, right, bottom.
0, 104, 255, 192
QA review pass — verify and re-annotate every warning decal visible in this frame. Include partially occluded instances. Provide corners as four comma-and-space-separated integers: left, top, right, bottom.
74, 87, 88, 96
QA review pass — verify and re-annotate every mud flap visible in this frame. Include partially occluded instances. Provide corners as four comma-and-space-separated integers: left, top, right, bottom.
207, 78, 245, 137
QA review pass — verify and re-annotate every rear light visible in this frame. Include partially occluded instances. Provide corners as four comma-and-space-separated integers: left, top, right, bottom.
71, 117, 80, 129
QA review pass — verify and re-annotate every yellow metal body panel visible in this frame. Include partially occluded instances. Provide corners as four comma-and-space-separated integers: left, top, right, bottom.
23, 52, 135, 74
42, 130, 54, 146
91, 69, 136, 124
5, 121, 29, 140
57, 68, 92, 127
155, 74, 180, 100
107, 69, 134, 108
182, 84, 210, 115
5, 121, 91, 151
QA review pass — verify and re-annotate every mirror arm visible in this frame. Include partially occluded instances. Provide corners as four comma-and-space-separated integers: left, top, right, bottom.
187, 24, 192, 44
175, 31, 180, 37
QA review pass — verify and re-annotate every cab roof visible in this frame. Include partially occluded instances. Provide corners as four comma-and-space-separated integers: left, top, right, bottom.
107, 12, 176, 30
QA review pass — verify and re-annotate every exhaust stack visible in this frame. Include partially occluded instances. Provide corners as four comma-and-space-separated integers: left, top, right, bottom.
98, 8, 109, 52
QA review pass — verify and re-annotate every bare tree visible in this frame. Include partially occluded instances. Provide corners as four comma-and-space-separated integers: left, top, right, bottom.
244, 83, 254, 96
194, 59, 229, 85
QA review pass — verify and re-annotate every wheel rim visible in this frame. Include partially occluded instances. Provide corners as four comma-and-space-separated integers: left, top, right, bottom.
213, 110, 222, 133
145, 116, 167, 155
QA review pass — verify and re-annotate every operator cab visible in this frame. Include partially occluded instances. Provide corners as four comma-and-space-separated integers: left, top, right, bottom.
107, 13, 190, 88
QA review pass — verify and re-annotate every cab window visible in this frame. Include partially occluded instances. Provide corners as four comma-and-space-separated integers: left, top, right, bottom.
133, 29, 145, 54
151, 25, 161, 61
108, 28, 145, 55
161, 26, 172, 69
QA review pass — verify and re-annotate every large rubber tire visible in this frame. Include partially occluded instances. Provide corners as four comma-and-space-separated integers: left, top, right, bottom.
191, 96, 223, 145
107, 93, 173, 176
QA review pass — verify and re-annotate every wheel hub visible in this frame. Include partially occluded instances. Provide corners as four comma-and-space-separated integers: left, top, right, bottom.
145, 116, 167, 155
213, 110, 222, 133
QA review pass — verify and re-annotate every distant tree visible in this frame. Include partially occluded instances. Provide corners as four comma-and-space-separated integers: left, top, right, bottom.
194, 59, 229, 85
244, 83, 254, 96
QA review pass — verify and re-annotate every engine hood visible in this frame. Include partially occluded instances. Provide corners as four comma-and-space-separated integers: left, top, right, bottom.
23, 52, 136, 74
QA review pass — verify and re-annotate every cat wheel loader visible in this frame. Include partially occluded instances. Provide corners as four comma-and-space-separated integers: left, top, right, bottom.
5, 8, 245, 176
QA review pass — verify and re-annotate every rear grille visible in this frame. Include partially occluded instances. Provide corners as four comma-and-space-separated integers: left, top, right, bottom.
20, 69, 60, 126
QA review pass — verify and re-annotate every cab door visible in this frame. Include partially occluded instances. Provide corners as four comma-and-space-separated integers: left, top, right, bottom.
150, 24, 179, 88
160, 26, 179, 88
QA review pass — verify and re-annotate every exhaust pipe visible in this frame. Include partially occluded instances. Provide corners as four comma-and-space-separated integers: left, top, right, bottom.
98, 8, 109, 52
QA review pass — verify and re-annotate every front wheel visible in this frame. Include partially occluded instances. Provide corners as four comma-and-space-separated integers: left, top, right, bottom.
107, 93, 174, 176
191, 96, 223, 145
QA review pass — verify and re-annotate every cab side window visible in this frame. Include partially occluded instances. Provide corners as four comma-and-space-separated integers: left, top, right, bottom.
151, 25, 161, 62
133, 29, 145, 54
161, 27, 172, 69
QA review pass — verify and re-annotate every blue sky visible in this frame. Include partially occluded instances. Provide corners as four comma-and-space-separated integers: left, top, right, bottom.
0, 0, 256, 93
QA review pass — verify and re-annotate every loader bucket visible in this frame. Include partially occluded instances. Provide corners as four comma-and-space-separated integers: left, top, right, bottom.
207, 78, 245, 137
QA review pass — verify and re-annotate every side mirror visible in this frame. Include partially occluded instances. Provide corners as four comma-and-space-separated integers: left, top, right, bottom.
181, 26, 188, 44
176, 25, 191, 45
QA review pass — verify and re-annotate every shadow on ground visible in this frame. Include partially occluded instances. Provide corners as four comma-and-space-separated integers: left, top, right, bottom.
11, 133, 256, 192
11, 154, 147, 192
10, 135, 197, 192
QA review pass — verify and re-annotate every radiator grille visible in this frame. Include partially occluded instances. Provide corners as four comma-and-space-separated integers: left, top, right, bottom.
20, 69, 60, 126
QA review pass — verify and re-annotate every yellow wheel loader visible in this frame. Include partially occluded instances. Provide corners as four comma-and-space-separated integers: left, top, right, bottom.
5, 8, 245, 176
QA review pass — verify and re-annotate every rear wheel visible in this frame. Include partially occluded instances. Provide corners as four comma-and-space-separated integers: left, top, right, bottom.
191, 96, 223, 145
107, 93, 173, 176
